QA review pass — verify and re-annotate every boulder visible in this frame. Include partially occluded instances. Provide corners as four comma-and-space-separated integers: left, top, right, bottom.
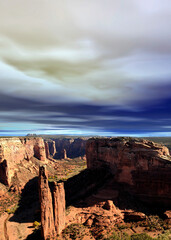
123, 210, 146, 222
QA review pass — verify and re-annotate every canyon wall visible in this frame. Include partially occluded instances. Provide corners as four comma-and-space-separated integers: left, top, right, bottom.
0, 137, 46, 186
86, 137, 171, 206
46, 138, 87, 159
44, 141, 50, 159
39, 166, 65, 240
48, 140, 56, 157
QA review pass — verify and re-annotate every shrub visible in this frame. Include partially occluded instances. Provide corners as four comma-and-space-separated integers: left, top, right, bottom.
62, 224, 85, 240
146, 215, 163, 231
156, 230, 171, 240
105, 232, 131, 240
105, 232, 154, 240
131, 233, 153, 240
5, 205, 18, 214
5, 208, 11, 214
33, 221, 40, 229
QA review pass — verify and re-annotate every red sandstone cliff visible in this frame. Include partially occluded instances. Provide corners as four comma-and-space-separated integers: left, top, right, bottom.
44, 141, 50, 159
48, 140, 57, 157
86, 137, 171, 206
46, 138, 87, 159
0, 137, 46, 186
39, 166, 65, 240
53, 181, 66, 234
39, 166, 56, 239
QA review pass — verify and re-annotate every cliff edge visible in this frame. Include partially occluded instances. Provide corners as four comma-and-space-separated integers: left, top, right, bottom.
86, 137, 171, 206
0, 137, 46, 186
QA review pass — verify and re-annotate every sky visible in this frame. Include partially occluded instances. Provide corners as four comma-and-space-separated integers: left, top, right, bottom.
0, 0, 171, 136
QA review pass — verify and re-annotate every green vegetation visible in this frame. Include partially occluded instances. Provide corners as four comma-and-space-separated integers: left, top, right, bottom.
145, 216, 164, 231
48, 157, 87, 183
62, 224, 86, 240
131, 233, 153, 240
157, 230, 171, 240
33, 221, 40, 229
0, 190, 20, 216
5, 204, 18, 214
104, 232, 131, 240
138, 215, 170, 232
117, 224, 128, 230
101, 231, 171, 240
103, 232, 152, 240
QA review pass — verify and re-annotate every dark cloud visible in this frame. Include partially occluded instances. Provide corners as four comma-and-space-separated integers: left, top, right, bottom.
0, 92, 171, 136
0, 0, 171, 136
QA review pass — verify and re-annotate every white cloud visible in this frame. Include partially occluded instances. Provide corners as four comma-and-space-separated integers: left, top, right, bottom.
0, 0, 171, 108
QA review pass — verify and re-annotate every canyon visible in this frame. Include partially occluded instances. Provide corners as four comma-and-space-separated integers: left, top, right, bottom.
0, 136, 171, 240
45, 137, 87, 159
38, 137, 171, 239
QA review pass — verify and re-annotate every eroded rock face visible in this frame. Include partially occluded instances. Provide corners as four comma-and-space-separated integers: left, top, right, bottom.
48, 140, 56, 157
46, 138, 87, 159
39, 166, 66, 240
44, 141, 50, 159
0, 137, 46, 186
53, 182, 66, 234
39, 166, 55, 240
63, 149, 67, 159
86, 137, 171, 206
33, 138, 46, 161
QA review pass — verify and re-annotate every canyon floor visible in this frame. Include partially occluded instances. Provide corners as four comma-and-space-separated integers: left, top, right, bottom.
0, 156, 170, 239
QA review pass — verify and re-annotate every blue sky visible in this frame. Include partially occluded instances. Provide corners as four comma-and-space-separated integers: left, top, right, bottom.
0, 0, 171, 136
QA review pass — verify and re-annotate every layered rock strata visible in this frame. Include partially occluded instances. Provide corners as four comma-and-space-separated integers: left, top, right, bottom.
39, 166, 65, 240
44, 141, 50, 159
0, 137, 46, 186
53, 181, 66, 234
86, 137, 171, 206
46, 138, 87, 159
48, 140, 56, 157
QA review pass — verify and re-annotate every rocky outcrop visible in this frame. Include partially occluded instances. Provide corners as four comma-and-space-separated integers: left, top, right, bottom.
33, 139, 46, 161
86, 137, 171, 206
46, 138, 87, 159
39, 166, 56, 239
39, 166, 65, 240
0, 160, 8, 185
164, 210, 171, 219
164, 210, 171, 225
48, 140, 56, 157
123, 210, 146, 222
44, 142, 50, 159
62, 149, 67, 159
0, 137, 46, 186
53, 181, 66, 234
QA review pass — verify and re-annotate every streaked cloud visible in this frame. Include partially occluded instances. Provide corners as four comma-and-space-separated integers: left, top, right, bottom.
0, 0, 171, 135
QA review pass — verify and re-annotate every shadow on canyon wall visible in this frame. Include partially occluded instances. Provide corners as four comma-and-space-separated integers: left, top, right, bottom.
9, 177, 40, 224
10, 167, 168, 224
9, 167, 169, 239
